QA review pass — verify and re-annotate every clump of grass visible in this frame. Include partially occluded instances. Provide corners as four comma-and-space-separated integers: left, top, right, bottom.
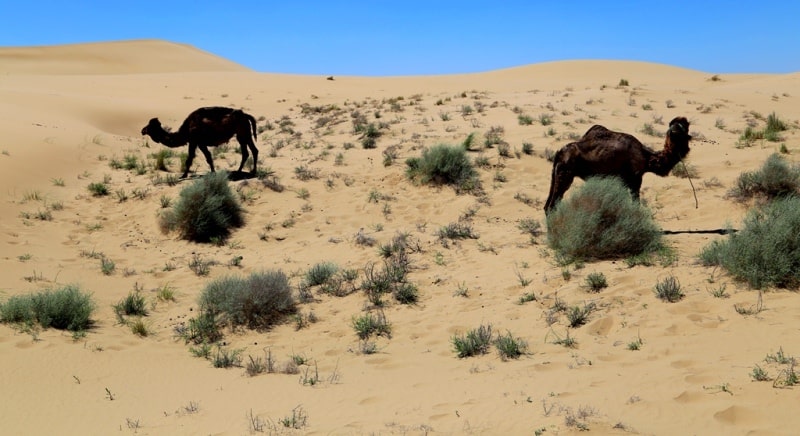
0, 285, 94, 332
405, 144, 482, 194
518, 114, 534, 125
699, 196, 800, 289
494, 331, 528, 360
566, 302, 596, 327
352, 310, 392, 340
437, 221, 478, 242
113, 291, 148, 319
100, 256, 116, 275
751, 365, 770, 381
518, 218, 542, 243
452, 324, 494, 358
129, 318, 150, 337
522, 142, 534, 155
654, 274, 684, 302
158, 171, 244, 243
547, 177, 664, 263
212, 346, 243, 368
359, 123, 383, 149
729, 153, 800, 201
584, 272, 608, 292
87, 182, 109, 196
304, 262, 338, 287
180, 312, 222, 345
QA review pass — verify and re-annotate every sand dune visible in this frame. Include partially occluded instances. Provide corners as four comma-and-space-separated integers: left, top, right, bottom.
1, 39, 799, 435
0, 39, 251, 75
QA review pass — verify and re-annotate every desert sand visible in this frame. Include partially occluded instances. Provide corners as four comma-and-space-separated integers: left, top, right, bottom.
1, 39, 799, 435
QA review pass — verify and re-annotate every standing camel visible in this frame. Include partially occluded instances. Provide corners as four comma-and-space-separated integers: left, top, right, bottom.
544, 117, 692, 214
141, 106, 259, 179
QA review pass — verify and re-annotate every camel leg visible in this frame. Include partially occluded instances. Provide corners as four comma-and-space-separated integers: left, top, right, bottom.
249, 143, 259, 174
182, 144, 198, 178
198, 145, 215, 174
235, 134, 250, 173
625, 176, 643, 202
544, 163, 574, 214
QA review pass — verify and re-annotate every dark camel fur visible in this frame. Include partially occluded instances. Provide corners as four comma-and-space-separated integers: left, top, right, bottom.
544, 116, 692, 214
141, 106, 259, 179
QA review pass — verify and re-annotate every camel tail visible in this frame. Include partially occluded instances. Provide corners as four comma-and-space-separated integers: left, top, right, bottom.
246, 113, 258, 142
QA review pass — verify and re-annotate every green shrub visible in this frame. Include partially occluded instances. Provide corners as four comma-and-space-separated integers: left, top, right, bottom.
159, 171, 244, 243
699, 196, 800, 289
765, 112, 788, 141
546, 177, 664, 262
199, 271, 296, 330
393, 282, 419, 304
113, 291, 148, 318
87, 182, 109, 196
729, 153, 800, 201
452, 324, 494, 358
304, 262, 338, 287
0, 285, 94, 332
405, 144, 481, 194
494, 331, 528, 360
584, 272, 608, 292
180, 312, 222, 344
352, 311, 392, 340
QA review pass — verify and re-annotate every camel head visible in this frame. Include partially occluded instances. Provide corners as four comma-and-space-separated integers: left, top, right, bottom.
141, 118, 162, 137
668, 117, 692, 143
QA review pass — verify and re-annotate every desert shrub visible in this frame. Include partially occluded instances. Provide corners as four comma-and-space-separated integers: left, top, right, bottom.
87, 182, 109, 196
699, 196, 800, 289
584, 272, 608, 292
199, 271, 296, 330
352, 310, 392, 340
729, 153, 800, 201
452, 324, 494, 358
113, 291, 148, 318
494, 331, 528, 360
654, 274, 684, 302
0, 285, 94, 332
304, 262, 338, 287
765, 112, 788, 141
393, 282, 419, 304
546, 177, 664, 262
567, 302, 596, 327
405, 144, 481, 194
180, 312, 223, 344
159, 171, 244, 243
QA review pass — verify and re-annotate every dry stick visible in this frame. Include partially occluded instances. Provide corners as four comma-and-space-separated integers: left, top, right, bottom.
680, 161, 699, 208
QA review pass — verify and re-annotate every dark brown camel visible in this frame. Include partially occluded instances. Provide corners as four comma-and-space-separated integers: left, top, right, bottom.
141, 106, 259, 179
543, 117, 692, 214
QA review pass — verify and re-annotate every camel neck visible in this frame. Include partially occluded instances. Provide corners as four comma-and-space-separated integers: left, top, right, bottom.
649, 137, 689, 176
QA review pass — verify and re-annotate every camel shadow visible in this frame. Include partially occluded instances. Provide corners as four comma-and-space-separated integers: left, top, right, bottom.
227, 171, 257, 181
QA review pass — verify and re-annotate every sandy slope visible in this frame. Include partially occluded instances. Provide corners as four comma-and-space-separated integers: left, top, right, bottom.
1, 40, 799, 435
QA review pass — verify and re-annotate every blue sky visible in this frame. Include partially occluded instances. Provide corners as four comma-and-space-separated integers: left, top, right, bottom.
2, 1, 798, 75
